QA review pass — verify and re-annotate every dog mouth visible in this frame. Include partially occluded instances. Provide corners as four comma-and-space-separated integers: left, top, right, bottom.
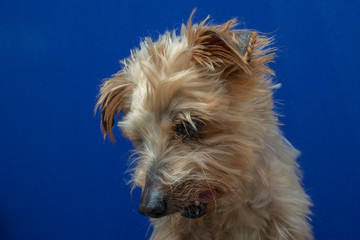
181, 201, 208, 218
180, 191, 216, 219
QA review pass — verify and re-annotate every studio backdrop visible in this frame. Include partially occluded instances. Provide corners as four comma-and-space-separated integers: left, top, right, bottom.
0, 0, 359, 239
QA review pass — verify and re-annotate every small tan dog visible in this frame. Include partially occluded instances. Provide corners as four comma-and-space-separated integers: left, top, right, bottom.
96, 11, 312, 240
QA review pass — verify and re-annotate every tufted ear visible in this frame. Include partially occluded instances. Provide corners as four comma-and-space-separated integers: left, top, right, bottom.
187, 13, 257, 75
95, 72, 133, 142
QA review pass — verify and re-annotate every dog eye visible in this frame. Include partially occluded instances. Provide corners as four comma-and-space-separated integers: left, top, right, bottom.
175, 120, 203, 138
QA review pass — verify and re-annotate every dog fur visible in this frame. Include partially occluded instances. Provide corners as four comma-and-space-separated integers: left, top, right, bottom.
95, 11, 313, 240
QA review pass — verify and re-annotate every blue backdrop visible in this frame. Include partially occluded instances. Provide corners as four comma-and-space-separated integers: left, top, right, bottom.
0, 0, 359, 239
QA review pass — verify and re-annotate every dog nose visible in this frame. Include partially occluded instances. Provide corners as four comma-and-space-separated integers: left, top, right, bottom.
139, 187, 168, 218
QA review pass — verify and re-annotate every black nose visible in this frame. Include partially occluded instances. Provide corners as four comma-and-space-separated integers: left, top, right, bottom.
139, 188, 168, 218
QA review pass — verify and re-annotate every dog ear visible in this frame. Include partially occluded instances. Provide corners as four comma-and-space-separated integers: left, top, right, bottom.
95, 72, 132, 142
187, 15, 257, 75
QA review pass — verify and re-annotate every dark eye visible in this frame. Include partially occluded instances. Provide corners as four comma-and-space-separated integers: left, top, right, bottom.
175, 120, 203, 138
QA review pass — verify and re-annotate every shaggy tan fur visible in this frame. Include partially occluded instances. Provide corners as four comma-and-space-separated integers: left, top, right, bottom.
95, 11, 312, 240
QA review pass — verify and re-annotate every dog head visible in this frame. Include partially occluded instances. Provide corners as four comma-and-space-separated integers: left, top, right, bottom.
96, 12, 275, 219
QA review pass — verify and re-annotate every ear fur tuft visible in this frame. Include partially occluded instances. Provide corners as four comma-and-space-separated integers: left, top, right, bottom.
95, 72, 132, 142
186, 11, 257, 75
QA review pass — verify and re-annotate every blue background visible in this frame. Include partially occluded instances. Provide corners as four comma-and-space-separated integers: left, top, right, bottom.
0, 0, 359, 239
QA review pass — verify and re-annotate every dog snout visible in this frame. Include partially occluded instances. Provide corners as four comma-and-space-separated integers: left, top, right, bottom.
139, 186, 168, 218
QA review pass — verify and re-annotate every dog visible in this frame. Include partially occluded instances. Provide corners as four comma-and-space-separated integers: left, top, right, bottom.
95, 11, 313, 240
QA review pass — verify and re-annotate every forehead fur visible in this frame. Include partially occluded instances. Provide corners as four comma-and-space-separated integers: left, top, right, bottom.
123, 33, 227, 121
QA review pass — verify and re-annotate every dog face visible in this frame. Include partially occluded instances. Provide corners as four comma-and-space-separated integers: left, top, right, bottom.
96, 15, 275, 219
